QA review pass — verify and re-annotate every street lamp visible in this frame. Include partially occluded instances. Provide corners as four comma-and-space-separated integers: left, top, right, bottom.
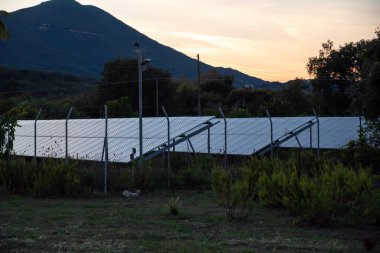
133, 42, 150, 171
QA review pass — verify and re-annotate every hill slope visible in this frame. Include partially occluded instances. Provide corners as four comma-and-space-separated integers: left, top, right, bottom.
0, 0, 282, 88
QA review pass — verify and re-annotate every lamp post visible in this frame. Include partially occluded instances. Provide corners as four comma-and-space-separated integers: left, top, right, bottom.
133, 42, 150, 171
133, 42, 143, 171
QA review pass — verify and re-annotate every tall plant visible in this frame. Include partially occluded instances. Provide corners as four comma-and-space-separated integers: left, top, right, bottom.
0, 103, 29, 156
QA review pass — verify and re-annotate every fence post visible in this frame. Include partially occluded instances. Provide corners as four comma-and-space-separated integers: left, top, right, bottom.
312, 108, 320, 158
207, 127, 211, 155
162, 106, 170, 188
34, 109, 42, 160
65, 107, 73, 164
219, 107, 227, 170
104, 105, 108, 195
309, 125, 313, 150
265, 109, 273, 160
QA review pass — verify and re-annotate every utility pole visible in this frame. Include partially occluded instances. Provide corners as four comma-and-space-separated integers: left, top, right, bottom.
197, 54, 201, 116
156, 79, 159, 117
133, 42, 151, 171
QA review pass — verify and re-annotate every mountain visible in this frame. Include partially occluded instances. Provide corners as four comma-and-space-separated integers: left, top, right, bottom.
0, 0, 282, 89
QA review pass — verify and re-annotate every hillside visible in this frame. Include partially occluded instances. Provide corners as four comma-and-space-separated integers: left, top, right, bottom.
0, 0, 282, 89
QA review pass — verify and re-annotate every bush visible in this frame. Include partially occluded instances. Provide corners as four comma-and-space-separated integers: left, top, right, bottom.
211, 166, 255, 219
283, 163, 375, 225
0, 158, 36, 193
118, 160, 167, 191
33, 159, 81, 198
340, 140, 380, 173
167, 196, 181, 216
180, 156, 216, 187
250, 157, 300, 208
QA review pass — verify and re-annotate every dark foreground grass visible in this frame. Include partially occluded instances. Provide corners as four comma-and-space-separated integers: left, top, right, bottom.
0, 190, 379, 253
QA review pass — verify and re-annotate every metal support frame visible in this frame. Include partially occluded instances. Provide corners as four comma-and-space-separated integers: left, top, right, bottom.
313, 109, 320, 158
65, 107, 73, 163
34, 109, 42, 160
162, 106, 171, 188
219, 107, 227, 170
295, 135, 302, 149
266, 109, 273, 159
143, 119, 219, 160
104, 105, 108, 195
187, 139, 197, 157
255, 119, 317, 155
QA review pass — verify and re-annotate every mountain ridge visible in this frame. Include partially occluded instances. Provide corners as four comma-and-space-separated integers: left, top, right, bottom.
0, 0, 283, 89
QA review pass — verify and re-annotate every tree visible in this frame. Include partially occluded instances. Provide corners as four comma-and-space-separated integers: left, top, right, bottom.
0, 10, 10, 41
307, 40, 363, 115
360, 30, 380, 146
201, 70, 234, 97
0, 103, 29, 156
107, 96, 136, 118
308, 29, 380, 145
280, 79, 311, 115
97, 58, 175, 116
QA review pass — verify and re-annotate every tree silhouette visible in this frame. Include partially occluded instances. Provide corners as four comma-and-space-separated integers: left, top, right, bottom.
0, 10, 10, 41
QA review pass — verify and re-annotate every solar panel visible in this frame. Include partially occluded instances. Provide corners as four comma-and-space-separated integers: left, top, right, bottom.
174, 117, 361, 155
12, 116, 214, 163
12, 116, 362, 161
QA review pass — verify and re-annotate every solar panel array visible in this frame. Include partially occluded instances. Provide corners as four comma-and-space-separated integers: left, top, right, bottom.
174, 117, 361, 155
12, 116, 361, 162
13, 117, 214, 163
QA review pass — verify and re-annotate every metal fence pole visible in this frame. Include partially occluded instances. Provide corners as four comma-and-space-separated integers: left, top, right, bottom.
104, 105, 108, 195
219, 107, 227, 170
65, 107, 73, 164
312, 108, 320, 158
207, 127, 211, 155
309, 125, 313, 150
162, 106, 170, 188
266, 109, 273, 160
34, 109, 42, 160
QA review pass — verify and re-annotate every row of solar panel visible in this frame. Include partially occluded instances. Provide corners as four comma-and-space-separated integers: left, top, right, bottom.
12, 116, 361, 163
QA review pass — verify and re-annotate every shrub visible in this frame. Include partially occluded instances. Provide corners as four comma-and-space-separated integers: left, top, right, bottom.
167, 196, 181, 216
180, 156, 216, 187
283, 163, 375, 225
0, 158, 36, 193
119, 160, 167, 191
33, 159, 81, 198
211, 167, 255, 219
256, 158, 299, 208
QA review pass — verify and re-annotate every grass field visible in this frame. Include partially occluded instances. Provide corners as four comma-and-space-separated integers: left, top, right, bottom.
0, 190, 379, 253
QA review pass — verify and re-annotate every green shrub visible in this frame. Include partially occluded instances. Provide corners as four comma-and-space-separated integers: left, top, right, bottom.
33, 159, 81, 198
256, 159, 299, 208
283, 163, 375, 225
211, 167, 255, 219
366, 189, 380, 226
180, 156, 215, 187
0, 158, 36, 193
167, 196, 181, 216
119, 160, 167, 191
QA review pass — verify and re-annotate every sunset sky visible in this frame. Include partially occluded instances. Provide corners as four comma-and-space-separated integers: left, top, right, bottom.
3, 0, 379, 82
